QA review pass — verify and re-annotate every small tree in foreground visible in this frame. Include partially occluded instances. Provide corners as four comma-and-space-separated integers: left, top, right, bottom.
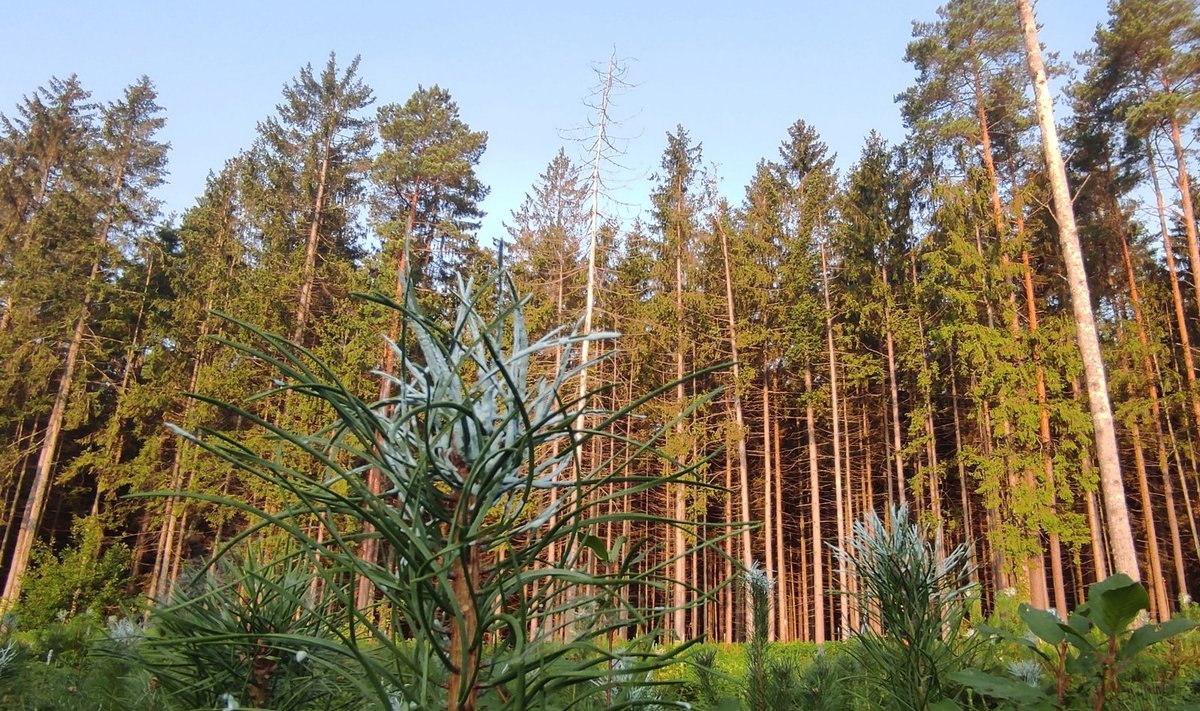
838, 505, 979, 711
162, 277, 732, 711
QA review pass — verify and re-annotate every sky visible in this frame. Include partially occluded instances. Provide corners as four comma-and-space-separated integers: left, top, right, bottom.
0, 1, 1111, 248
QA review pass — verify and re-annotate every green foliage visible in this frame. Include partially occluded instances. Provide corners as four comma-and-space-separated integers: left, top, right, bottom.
132, 548, 364, 711
15, 517, 131, 629
793, 647, 857, 711
373, 83, 489, 298
162, 278, 729, 710
952, 574, 1199, 709
837, 504, 979, 711
253, 52, 374, 263
743, 563, 772, 711
678, 642, 858, 711
900, 0, 1026, 154
0, 615, 155, 710
679, 564, 858, 711
505, 148, 588, 335
1088, 0, 1200, 134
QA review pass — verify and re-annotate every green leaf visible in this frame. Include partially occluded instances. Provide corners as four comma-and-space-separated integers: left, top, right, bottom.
1020, 604, 1066, 645
1119, 618, 1199, 660
1084, 572, 1136, 602
1089, 578, 1148, 636
579, 534, 610, 564
949, 669, 1051, 703
609, 535, 628, 563
1065, 610, 1093, 647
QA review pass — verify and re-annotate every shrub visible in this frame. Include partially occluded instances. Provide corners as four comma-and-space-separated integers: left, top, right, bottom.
0, 615, 153, 710
952, 573, 1198, 710
15, 517, 131, 629
133, 548, 366, 710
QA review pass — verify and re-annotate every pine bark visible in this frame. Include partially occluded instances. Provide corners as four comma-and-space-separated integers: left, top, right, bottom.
1148, 151, 1200, 438
1119, 225, 1188, 608
1166, 116, 1200, 328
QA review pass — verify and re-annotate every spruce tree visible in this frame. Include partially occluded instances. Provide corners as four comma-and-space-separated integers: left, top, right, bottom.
2, 77, 167, 605
505, 148, 587, 335
251, 53, 374, 346
649, 125, 705, 639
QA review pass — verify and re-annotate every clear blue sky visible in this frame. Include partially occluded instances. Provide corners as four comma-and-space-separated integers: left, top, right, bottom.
1, 1, 1109, 247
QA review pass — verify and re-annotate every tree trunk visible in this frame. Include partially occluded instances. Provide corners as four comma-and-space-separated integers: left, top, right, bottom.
843, 384, 859, 631
772, 398, 788, 640
1166, 116, 1200, 328
1160, 375, 1200, 566
971, 43, 1008, 244
1119, 225, 1189, 607
1019, 246, 1063, 614
821, 244, 848, 637
292, 152, 330, 344
1017, 0, 1140, 581
355, 189, 420, 613
762, 381, 776, 641
805, 365, 824, 643
949, 354, 980, 586
799, 512, 810, 641
1148, 150, 1200, 440
671, 221, 688, 640
576, 54, 612, 421
723, 453, 734, 642
717, 219, 755, 637
883, 265, 906, 507
1085, 487, 1109, 583
1129, 420, 1169, 617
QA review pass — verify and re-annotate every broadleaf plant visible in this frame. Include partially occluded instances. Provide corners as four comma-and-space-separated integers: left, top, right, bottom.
951, 574, 1198, 709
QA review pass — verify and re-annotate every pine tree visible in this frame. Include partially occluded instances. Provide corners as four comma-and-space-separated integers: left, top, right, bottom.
353, 84, 488, 610
373, 84, 488, 302
1091, 0, 1200, 325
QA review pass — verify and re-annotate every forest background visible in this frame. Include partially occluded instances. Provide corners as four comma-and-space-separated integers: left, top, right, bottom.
0, 0, 1198, 646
